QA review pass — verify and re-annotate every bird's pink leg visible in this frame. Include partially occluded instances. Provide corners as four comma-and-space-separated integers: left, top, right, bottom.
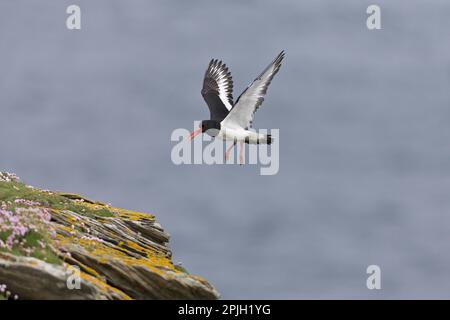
239, 141, 244, 165
225, 142, 236, 162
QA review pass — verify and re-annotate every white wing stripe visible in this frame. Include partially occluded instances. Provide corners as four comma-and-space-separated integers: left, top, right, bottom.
211, 63, 233, 110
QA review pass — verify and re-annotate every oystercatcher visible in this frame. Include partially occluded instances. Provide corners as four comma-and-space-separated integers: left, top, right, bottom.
189, 51, 285, 164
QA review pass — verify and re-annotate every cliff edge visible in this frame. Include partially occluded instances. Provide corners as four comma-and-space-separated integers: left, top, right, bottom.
0, 172, 219, 300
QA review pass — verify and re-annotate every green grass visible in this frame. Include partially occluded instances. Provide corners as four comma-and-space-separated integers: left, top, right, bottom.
0, 219, 62, 265
0, 179, 115, 264
0, 181, 113, 218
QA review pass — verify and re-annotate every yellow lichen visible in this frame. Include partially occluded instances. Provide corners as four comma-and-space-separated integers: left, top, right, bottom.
115, 208, 155, 221
78, 270, 132, 300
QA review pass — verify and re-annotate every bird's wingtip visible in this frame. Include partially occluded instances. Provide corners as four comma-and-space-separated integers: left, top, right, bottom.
273, 50, 285, 66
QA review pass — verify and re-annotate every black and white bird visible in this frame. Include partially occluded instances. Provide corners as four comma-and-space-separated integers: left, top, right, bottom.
189, 51, 285, 164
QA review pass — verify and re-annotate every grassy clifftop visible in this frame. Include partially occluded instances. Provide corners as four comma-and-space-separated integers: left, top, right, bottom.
0, 172, 219, 300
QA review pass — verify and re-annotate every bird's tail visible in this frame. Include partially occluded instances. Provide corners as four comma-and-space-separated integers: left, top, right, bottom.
245, 133, 273, 145
257, 134, 273, 145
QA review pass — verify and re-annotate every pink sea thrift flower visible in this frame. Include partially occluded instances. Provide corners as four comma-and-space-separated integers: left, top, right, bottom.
0, 205, 53, 251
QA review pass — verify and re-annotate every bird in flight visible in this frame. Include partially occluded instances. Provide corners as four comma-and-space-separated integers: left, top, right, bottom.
189, 51, 285, 165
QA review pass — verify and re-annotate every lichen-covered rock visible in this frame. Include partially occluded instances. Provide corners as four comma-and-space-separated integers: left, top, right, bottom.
0, 172, 219, 300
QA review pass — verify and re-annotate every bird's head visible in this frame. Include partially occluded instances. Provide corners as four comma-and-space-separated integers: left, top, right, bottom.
188, 120, 221, 140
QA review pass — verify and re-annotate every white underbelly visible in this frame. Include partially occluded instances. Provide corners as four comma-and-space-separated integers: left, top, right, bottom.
217, 128, 263, 144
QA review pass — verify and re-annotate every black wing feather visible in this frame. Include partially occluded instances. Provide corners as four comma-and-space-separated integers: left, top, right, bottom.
201, 59, 234, 121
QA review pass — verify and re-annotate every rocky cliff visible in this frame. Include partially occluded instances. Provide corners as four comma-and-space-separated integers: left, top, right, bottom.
0, 172, 219, 300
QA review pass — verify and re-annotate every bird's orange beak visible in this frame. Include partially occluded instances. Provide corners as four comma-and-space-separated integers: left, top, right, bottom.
188, 128, 202, 140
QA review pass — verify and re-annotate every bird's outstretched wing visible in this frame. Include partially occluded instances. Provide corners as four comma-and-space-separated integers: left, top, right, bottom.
201, 59, 234, 121
222, 51, 285, 129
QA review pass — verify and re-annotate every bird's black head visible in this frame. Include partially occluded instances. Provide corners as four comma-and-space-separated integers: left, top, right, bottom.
200, 120, 221, 136
188, 120, 221, 140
